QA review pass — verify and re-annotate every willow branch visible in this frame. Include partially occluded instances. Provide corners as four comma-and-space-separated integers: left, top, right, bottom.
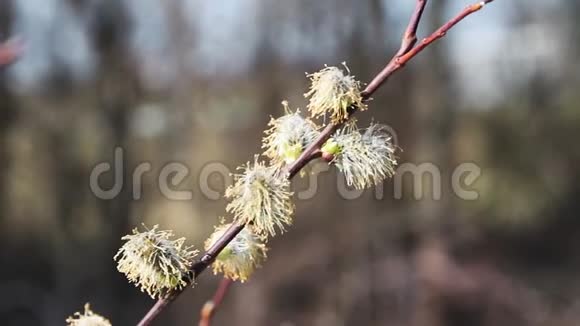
399, 0, 428, 55
365, 0, 493, 95
198, 278, 233, 326
0, 38, 23, 67
136, 1, 495, 325
396, 1, 494, 68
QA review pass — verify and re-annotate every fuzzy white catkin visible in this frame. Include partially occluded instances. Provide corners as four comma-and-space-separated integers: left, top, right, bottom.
304, 63, 367, 123
262, 101, 320, 166
225, 157, 294, 237
114, 225, 198, 299
205, 223, 267, 282
66, 304, 111, 326
327, 122, 397, 189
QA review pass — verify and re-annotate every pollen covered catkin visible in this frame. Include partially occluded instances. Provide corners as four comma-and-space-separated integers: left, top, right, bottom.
205, 223, 267, 282
66, 303, 111, 326
114, 225, 198, 299
225, 157, 294, 237
323, 122, 397, 189
262, 101, 320, 166
304, 63, 367, 123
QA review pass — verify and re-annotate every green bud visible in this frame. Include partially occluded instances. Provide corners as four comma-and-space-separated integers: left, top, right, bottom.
216, 246, 234, 261
321, 138, 341, 156
281, 142, 303, 164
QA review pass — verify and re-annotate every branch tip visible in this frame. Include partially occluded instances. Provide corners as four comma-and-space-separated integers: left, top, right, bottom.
135, 0, 498, 323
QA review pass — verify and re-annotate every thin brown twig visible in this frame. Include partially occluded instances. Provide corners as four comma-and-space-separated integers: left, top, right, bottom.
198, 278, 233, 326
196, 149, 322, 326
136, 1, 495, 325
398, 0, 428, 56
365, 1, 494, 96
0, 38, 23, 67
396, 1, 494, 69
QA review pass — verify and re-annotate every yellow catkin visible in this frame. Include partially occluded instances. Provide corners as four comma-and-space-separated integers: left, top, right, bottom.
205, 223, 267, 282
66, 303, 111, 326
262, 101, 320, 166
324, 122, 397, 189
114, 225, 198, 299
304, 63, 367, 123
225, 157, 294, 237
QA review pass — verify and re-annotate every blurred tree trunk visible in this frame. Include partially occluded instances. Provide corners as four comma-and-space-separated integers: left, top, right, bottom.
411, 0, 456, 325
0, 0, 15, 223
88, 2, 137, 320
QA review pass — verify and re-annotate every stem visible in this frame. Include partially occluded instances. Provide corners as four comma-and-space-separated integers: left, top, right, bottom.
364, 0, 428, 96
396, 1, 494, 69
399, 0, 428, 55
0, 37, 23, 67
136, 1, 496, 324
137, 299, 171, 326
198, 278, 233, 326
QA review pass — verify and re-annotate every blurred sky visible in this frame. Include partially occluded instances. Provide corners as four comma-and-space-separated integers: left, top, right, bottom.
2, 1, 580, 325
5, 0, 570, 108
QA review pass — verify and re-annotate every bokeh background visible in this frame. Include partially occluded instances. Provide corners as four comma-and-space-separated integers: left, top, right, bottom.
1, 0, 580, 325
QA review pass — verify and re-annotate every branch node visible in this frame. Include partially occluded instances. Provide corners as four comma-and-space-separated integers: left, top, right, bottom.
201, 302, 215, 319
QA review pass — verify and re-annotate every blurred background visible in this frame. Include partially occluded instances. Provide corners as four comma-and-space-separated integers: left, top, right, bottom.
1, 0, 580, 325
